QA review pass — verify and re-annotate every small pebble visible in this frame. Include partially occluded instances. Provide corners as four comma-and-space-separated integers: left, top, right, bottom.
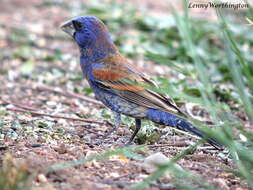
38, 174, 48, 183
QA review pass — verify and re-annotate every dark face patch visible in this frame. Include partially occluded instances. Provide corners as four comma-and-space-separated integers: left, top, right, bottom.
72, 20, 83, 31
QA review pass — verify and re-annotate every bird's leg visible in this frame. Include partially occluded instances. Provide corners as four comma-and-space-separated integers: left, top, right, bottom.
94, 112, 121, 145
126, 119, 141, 145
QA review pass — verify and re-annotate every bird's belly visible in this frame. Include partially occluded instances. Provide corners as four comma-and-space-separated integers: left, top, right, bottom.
93, 88, 147, 118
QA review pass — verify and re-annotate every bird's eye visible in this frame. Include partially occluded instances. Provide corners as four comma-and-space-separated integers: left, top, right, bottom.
72, 20, 83, 30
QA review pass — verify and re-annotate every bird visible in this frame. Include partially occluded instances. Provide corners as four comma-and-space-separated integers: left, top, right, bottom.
60, 16, 223, 149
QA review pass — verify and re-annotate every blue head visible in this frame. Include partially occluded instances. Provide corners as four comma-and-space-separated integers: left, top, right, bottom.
61, 16, 117, 62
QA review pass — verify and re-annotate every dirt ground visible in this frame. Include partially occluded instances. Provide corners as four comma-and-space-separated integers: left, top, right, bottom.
0, 0, 250, 189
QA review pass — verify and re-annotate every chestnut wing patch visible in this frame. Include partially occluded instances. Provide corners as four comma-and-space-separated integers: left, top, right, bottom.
92, 67, 185, 116
93, 69, 127, 81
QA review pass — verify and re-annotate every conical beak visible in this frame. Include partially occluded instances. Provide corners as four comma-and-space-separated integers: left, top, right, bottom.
60, 19, 75, 37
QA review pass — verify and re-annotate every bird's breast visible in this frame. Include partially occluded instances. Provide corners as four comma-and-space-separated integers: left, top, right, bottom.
90, 83, 148, 118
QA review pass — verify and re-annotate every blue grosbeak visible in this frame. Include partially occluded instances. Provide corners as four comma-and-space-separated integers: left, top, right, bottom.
61, 16, 222, 149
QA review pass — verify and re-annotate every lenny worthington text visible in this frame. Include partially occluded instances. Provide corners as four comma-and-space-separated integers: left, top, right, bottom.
188, 2, 249, 10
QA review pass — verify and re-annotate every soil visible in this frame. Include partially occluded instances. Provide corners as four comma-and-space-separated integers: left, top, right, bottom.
0, 0, 250, 189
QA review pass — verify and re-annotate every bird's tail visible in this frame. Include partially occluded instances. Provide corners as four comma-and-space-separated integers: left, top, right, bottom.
147, 109, 223, 149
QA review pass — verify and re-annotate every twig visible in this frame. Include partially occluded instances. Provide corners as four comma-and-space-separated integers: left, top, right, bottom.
111, 174, 131, 180
1, 97, 38, 111
6, 107, 105, 125
148, 143, 218, 151
99, 179, 135, 187
82, 128, 101, 136
185, 154, 218, 161
27, 84, 103, 106
148, 142, 188, 148
74, 120, 113, 127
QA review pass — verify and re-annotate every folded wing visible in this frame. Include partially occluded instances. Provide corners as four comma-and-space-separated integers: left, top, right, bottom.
92, 53, 186, 117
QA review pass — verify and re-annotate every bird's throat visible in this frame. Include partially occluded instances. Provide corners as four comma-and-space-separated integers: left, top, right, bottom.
79, 41, 118, 63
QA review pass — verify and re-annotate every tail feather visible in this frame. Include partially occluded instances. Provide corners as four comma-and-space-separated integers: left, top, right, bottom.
147, 109, 223, 149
